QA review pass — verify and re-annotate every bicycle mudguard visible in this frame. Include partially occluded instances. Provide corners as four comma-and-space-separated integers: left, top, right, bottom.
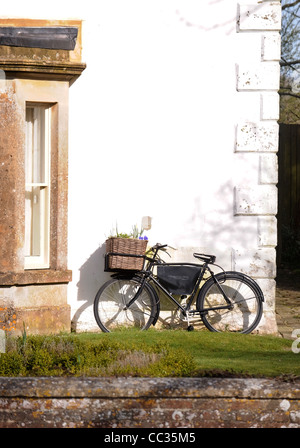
213, 271, 265, 302
111, 272, 137, 279
149, 288, 160, 326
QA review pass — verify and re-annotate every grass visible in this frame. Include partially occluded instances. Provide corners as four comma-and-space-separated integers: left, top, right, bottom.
78, 329, 300, 378
0, 329, 299, 378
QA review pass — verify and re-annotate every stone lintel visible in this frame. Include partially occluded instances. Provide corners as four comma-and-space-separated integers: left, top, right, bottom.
0, 269, 72, 286
0, 60, 86, 85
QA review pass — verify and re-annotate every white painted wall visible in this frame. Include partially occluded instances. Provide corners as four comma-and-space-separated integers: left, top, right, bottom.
1, 0, 281, 333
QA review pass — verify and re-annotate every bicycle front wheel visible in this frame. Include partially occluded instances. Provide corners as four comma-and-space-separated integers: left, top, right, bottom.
93, 277, 158, 332
196, 272, 263, 334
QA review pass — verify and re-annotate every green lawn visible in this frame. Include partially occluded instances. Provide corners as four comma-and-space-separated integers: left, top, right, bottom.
0, 329, 299, 378
72, 329, 300, 378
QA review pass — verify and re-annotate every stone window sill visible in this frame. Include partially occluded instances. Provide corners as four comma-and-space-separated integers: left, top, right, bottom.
0, 270, 72, 286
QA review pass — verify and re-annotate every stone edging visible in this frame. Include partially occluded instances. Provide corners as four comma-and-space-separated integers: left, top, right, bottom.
0, 377, 299, 428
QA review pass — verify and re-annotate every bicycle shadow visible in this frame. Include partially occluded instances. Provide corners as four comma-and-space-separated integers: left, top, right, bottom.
156, 310, 205, 330
71, 243, 111, 332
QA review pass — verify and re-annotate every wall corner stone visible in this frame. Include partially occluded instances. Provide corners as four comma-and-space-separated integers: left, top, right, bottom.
261, 33, 281, 61
259, 153, 278, 184
235, 121, 279, 152
260, 92, 280, 120
237, 2, 281, 32
232, 247, 276, 278
234, 185, 277, 216
237, 62, 280, 91
258, 216, 277, 247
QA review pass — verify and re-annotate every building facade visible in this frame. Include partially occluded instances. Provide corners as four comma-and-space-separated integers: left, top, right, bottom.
0, 1, 281, 335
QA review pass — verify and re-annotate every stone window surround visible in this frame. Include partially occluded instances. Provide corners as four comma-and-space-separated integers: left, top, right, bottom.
0, 79, 72, 287
0, 19, 86, 288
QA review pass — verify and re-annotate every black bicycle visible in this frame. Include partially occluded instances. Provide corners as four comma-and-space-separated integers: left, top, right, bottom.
93, 243, 264, 334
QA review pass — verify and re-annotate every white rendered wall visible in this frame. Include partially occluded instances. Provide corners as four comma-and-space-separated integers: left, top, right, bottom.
0, 1, 281, 333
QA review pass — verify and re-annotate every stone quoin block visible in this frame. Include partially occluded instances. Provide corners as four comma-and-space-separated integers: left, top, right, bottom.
232, 247, 276, 278
238, 3, 281, 31
235, 122, 279, 152
256, 278, 276, 306
261, 33, 281, 61
258, 216, 277, 247
237, 63, 280, 91
259, 153, 278, 184
234, 185, 277, 216
260, 92, 280, 120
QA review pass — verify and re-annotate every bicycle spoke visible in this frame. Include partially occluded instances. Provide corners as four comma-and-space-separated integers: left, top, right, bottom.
197, 273, 263, 334
234, 296, 257, 304
94, 278, 157, 332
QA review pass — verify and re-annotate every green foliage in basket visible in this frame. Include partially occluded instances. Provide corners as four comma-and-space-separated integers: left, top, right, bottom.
108, 223, 145, 239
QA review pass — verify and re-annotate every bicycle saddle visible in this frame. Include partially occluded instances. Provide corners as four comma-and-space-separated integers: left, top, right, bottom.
193, 253, 216, 264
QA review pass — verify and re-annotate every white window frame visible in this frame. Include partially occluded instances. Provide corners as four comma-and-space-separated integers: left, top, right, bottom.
24, 103, 51, 270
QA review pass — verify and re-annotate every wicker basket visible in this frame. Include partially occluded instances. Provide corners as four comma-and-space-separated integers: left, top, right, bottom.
105, 237, 148, 271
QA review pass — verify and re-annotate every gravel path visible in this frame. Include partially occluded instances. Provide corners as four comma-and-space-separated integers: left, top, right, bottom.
276, 269, 300, 339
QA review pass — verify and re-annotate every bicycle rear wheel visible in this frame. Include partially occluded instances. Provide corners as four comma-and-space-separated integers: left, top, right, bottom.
196, 272, 263, 334
93, 277, 158, 332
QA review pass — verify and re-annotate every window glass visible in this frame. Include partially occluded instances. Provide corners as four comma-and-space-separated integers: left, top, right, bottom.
25, 105, 50, 268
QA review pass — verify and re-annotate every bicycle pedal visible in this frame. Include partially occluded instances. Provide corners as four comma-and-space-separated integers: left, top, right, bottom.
187, 325, 194, 332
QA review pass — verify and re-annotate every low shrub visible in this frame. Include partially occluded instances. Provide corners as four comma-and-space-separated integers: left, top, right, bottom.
0, 333, 196, 377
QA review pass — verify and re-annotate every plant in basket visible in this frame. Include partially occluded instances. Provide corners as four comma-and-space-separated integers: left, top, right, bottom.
105, 224, 148, 271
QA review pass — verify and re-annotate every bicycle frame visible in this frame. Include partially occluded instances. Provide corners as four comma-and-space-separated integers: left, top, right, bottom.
98, 243, 264, 333
121, 247, 234, 317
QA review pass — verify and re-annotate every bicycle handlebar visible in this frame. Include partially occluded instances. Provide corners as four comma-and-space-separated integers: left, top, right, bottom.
152, 243, 168, 250
144, 243, 169, 264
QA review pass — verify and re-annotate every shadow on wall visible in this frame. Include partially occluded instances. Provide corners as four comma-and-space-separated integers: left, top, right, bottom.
71, 243, 111, 332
